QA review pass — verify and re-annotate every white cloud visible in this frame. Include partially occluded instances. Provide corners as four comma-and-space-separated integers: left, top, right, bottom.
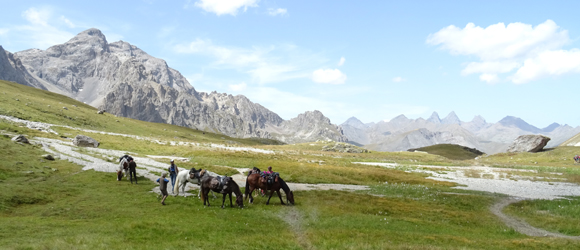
194, 0, 259, 16
392, 76, 405, 82
0, 7, 76, 50
174, 39, 322, 84
312, 69, 347, 84
267, 8, 287, 16
228, 82, 247, 92
479, 73, 500, 83
22, 7, 50, 26
338, 57, 345, 66
428, 20, 580, 84
59, 16, 75, 28
512, 49, 580, 84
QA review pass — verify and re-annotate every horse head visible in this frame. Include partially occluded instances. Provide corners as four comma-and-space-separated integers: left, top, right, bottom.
189, 168, 200, 180
287, 191, 295, 205
236, 193, 244, 208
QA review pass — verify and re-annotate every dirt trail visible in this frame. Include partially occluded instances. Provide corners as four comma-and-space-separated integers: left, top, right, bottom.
491, 197, 580, 239
356, 162, 580, 239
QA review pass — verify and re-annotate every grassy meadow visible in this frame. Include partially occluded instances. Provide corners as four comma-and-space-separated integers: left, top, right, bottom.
2, 80, 580, 249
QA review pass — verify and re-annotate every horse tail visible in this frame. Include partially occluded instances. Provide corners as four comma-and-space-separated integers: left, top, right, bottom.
244, 175, 250, 199
173, 172, 180, 195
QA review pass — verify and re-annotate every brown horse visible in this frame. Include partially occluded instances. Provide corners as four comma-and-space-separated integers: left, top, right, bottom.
200, 172, 244, 209
245, 172, 294, 205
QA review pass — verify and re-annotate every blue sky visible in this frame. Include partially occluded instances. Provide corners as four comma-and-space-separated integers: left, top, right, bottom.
1, 1, 580, 128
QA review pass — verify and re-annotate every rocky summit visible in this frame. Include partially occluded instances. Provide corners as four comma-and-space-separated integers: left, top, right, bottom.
0, 28, 346, 144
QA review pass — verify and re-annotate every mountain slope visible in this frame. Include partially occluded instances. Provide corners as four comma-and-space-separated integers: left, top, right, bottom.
0, 28, 346, 144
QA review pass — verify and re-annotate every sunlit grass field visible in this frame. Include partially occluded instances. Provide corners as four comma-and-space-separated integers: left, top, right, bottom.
2, 80, 580, 248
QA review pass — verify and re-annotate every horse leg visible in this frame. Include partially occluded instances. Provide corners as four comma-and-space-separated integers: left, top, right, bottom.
266, 189, 274, 205
229, 192, 233, 208
221, 193, 226, 209
248, 187, 255, 204
276, 190, 286, 205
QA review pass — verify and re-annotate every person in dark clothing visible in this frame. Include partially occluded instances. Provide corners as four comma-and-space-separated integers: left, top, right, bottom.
129, 158, 138, 184
157, 172, 170, 205
168, 159, 179, 193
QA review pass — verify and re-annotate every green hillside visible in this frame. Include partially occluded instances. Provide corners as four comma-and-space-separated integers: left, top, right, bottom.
408, 144, 485, 160
0, 80, 282, 146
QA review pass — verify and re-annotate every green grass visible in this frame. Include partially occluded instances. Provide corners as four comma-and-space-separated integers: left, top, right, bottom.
4, 79, 580, 248
408, 144, 484, 160
504, 198, 580, 236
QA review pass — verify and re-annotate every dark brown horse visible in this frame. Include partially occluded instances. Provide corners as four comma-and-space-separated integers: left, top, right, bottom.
200, 172, 243, 209
245, 172, 294, 205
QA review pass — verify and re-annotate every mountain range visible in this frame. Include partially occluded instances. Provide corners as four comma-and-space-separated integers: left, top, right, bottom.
1, 28, 577, 154
341, 112, 580, 154
0, 28, 346, 144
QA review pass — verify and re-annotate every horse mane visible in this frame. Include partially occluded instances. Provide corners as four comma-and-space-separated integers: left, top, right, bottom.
228, 179, 243, 197
278, 177, 291, 194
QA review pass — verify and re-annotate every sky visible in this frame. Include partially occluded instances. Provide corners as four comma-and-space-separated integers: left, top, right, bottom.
1, 0, 580, 128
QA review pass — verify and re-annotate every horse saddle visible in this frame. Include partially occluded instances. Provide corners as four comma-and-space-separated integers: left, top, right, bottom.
261, 172, 279, 186
213, 176, 230, 193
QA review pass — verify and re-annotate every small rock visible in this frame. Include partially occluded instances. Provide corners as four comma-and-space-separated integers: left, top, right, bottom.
15, 98, 19, 101
42, 154, 55, 160
52, 168, 58, 172
72, 105, 77, 107
11, 135, 30, 144
47, 105, 51, 108
63, 107, 68, 110
116, 120, 119, 122
22, 171, 34, 174
15, 162, 23, 165
97, 110, 106, 114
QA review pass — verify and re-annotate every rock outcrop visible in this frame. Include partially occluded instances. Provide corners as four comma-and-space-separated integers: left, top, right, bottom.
322, 142, 369, 153
0, 28, 346, 144
73, 135, 100, 148
11, 135, 29, 144
506, 135, 551, 153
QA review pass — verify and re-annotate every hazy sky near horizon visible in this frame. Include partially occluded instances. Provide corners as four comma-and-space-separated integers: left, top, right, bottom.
1, 1, 579, 128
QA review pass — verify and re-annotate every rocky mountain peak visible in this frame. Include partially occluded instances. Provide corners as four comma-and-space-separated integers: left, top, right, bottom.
441, 111, 461, 125
542, 122, 561, 132
498, 116, 541, 133
341, 117, 367, 129
65, 28, 108, 49
471, 115, 486, 124
426, 112, 441, 124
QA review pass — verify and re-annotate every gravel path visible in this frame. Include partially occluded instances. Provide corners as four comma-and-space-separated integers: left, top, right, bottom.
356, 162, 580, 238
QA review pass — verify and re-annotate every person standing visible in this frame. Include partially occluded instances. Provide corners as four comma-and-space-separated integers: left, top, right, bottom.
168, 159, 179, 193
157, 172, 170, 205
129, 158, 138, 184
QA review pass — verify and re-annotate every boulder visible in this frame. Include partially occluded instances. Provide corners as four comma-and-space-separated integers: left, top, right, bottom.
97, 110, 106, 114
73, 135, 100, 147
42, 154, 55, 160
507, 135, 551, 153
11, 135, 29, 144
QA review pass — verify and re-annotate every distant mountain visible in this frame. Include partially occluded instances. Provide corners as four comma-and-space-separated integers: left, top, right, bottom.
341, 113, 579, 154
441, 111, 461, 125
0, 28, 347, 144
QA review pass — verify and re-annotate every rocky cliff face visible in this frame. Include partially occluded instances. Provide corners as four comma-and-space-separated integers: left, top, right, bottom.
0, 28, 346, 143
